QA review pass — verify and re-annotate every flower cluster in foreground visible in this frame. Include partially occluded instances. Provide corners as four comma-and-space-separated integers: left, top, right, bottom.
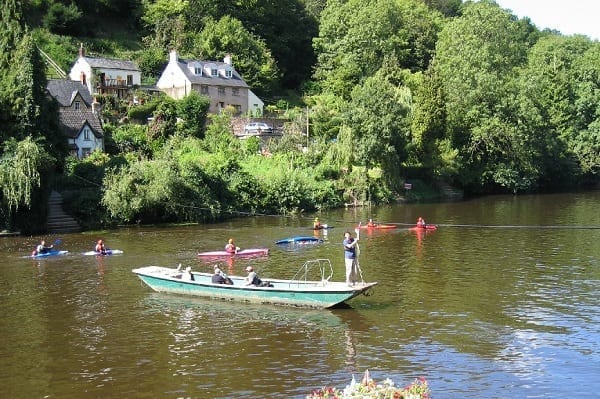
307, 371, 430, 399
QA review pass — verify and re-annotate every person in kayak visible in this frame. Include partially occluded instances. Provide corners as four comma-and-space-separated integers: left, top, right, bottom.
34, 240, 53, 255
416, 217, 427, 229
367, 218, 376, 227
343, 231, 359, 286
224, 238, 240, 254
313, 217, 322, 229
95, 239, 107, 254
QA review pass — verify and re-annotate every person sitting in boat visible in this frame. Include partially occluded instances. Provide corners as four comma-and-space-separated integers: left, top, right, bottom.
212, 265, 233, 285
367, 218, 376, 227
95, 239, 107, 255
182, 266, 195, 281
313, 217, 322, 230
34, 240, 53, 255
244, 266, 272, 287
416, 217, 427, 229
224, 238, 240, 254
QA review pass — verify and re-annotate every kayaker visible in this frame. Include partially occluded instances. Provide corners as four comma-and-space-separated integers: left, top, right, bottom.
416, 217, 427, 228
224, 238, 240, 254
343, 231, 359, 286
95, 239, 107, 254
313, 217, 322, 229
35, 240, 53, 255
367, 218, 376, 227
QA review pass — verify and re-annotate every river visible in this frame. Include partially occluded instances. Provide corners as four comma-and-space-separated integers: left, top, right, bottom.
0, 192, 598, 398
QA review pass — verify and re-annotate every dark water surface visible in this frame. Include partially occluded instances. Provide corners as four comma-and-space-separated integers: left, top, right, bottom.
1, 192, 598, 398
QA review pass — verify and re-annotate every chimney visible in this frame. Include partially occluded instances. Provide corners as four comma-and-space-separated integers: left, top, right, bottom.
224, 54, 232, 66
169, 49, 178, 63
79, 43, 85, 58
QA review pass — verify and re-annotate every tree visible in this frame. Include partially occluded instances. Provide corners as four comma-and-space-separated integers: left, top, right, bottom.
0, 138, 54, 229
0, 0, 24, 70
191, 16, 280, 97
518, 35, 598, 187
176, 91, 210, 139
314, 0, 442, 100
314, 0, 407, 99
346, 73, 412, 188
186, 0, 317, 90
432, 0, 535, 192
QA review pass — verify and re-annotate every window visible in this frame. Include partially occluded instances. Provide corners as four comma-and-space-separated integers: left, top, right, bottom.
232, 88, 239, 96
83, 128, 91, 141
218, 87, 225, 96
195, 67, 202, 75
127, 74, 133, 86
74, 101, 80, 110
201, 85, 209, 94
211, 68, 218, 77
225, 70, 232, 78
233, 105, 242, 114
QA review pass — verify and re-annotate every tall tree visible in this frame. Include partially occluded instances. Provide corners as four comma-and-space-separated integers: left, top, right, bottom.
0, 138, 54, 230
314, 0, 442, 99
346, 73, 412, 189
186, 0, 317, 90
192, 16, 280, 97
519, 35, 599, 185
0, 0, 24, 70
433, 0, 535, 192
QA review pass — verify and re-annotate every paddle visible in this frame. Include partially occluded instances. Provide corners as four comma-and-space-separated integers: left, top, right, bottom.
354, 223, 364, 282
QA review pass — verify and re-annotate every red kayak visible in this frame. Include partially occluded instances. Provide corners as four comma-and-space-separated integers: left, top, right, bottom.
359, 224, 398, 229
197, 248, 269, 257
409, 225, 437, 231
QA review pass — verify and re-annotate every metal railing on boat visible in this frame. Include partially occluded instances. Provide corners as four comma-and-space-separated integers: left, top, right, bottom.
288, 259, 333, 288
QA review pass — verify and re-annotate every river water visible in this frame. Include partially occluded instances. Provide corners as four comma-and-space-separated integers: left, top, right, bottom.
0, 192, 598, 398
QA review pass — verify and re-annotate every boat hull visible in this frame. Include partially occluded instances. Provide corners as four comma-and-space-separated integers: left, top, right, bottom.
197, 248, 269, 257
359, 224, 398, 230
83, 249, 124, 256
30, 250, 69, 258
275, 236, 322, 244
409, 225, 437, 231
132, 266, 376, 309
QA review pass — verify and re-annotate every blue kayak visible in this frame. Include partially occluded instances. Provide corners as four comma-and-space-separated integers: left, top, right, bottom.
275, 236, 323, 245
30, 250, 69, 258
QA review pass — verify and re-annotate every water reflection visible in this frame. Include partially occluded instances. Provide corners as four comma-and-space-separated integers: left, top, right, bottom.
1, 192, 599, 398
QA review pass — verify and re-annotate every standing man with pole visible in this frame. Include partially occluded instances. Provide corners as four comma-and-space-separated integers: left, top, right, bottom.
343, 228, 360, 286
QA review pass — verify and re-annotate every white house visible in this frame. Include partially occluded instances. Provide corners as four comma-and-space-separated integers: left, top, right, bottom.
46, 79, 104, 159
69, 44, 141, 98
156, 50, 264, 115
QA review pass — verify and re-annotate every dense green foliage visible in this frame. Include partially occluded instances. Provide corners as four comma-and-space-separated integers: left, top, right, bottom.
1, 0, 598, 230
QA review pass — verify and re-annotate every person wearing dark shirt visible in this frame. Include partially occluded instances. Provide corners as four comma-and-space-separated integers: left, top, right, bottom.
212, 265, 233, 284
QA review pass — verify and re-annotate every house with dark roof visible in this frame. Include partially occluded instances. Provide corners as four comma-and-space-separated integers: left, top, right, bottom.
69, 44, 141, 98
46, 79, 104, 159
156, 50, 264, 115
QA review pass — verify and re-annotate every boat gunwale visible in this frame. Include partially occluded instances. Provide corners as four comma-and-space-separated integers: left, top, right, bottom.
132, 266, 377, 294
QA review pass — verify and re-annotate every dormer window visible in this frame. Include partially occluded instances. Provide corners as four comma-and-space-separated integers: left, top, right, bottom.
225, 69, 232, 78
211, 68, 218, 77
188, 62, 203, 76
